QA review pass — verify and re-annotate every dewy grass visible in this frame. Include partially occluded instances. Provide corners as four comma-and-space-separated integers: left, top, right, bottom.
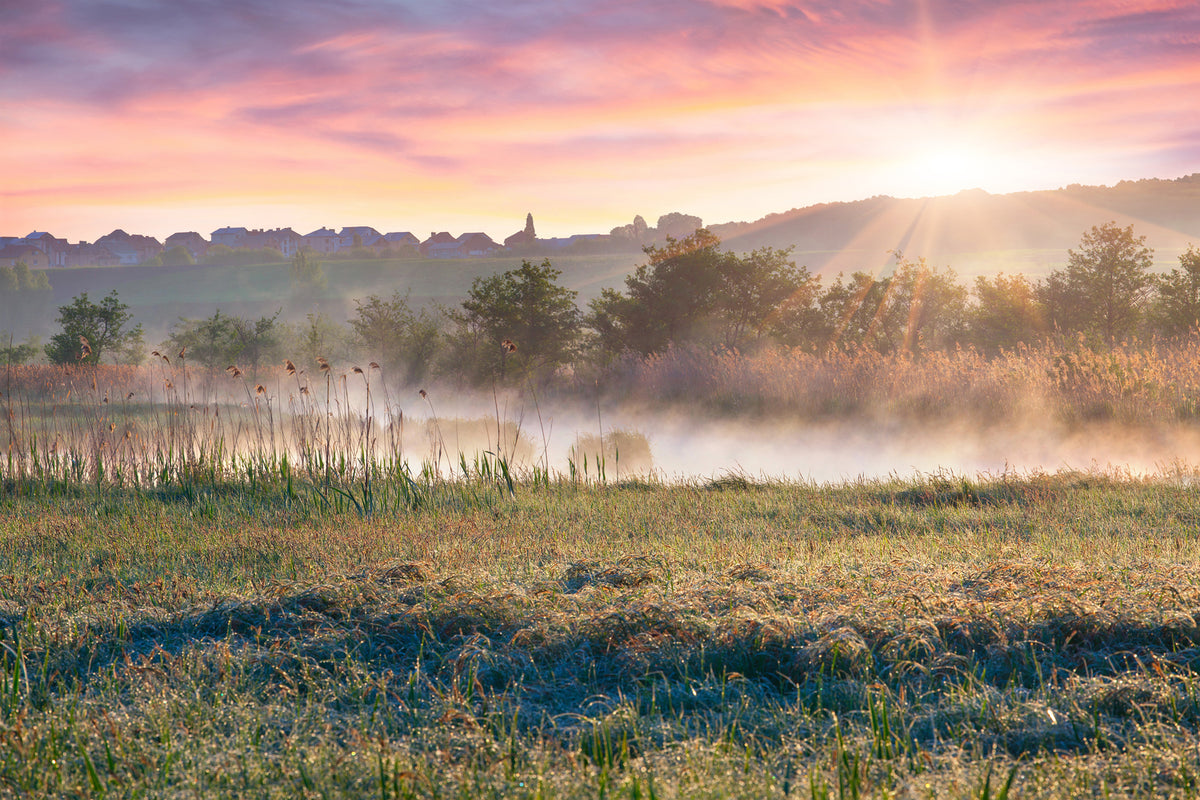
1, 473, 1200, 796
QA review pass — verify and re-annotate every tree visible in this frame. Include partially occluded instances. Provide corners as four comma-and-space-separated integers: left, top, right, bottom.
887, 255, 968, 353
228, 311, 283, 375
1045, 222, 1155, 346
447, 259, 581, 383
0, 335, 39, 366
290, 249, 327, 305
969, 273, 1046, 354
592, 229, 728, 356
349, 292, 443, 383
1150, 245, 1200, 338
45, 290, 144, 365
817, 272, 903, 353
715, 245, 809, 351
158, 245, 195, 267
588, 231, 811, 356
165, 310, 241, 372
655, 212, 703, 241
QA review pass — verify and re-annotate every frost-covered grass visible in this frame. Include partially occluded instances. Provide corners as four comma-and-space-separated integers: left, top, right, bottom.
3, 471, 1200, 797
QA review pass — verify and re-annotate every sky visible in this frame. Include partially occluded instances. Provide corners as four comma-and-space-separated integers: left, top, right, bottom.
2, 0, 1199, 243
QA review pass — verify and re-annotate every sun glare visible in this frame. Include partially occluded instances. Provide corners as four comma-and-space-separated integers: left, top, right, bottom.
900, 142, 1000, 197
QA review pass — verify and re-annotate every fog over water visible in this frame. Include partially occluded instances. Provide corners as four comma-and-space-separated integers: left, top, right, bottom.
403, 392, 1200, 482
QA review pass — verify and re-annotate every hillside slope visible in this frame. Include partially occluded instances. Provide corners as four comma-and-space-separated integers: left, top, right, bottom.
710, 174, 1200, 277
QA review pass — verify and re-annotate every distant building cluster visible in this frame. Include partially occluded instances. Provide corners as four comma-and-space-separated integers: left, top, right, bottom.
0, 214, 634, 269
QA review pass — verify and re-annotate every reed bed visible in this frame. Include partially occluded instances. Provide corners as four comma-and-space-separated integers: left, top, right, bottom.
600, 339, 1200, 426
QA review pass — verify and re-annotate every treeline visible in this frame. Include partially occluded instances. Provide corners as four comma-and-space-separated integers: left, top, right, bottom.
10, 222, 1200, 385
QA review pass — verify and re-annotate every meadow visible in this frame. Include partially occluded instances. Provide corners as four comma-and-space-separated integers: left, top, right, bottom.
3, 350, 1200, 797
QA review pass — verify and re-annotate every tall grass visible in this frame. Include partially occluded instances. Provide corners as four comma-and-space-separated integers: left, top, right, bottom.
597, 337, 1200, 426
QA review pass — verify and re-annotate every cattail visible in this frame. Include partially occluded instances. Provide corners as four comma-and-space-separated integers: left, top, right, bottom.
300, 386, 310, 395
126, 392, 134, 400
501, 339, 517, 353
284, 359, 297, 375
256, 384, 267, 396
419, 389, 427, 399
178, 346, 186, 359
352, 366, 364, 375
369, 362, 381, 370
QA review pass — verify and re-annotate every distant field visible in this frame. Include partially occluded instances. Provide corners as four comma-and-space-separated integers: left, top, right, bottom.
42, 253, 643, 336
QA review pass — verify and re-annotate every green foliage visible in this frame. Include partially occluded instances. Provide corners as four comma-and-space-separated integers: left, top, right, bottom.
289, 249, 327, 305
888, 254, 969, 353
164, 309, 282, 374
289, 311, 355, 368
1042, 221, 1155, 346
44, 290, 144, 365
0, 334, 39, 365
1151, 244, 1200, 339
349, 292, 443, 383
818, 271, 903, 352
448, 259, 581, 383
970, 273, 1046, 353
591, 231, 819, 356
158, 245, 195, 267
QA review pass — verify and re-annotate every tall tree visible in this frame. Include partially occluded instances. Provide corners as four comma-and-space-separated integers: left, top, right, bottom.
1046, 222, 1154, 346
448, 259, 581, 383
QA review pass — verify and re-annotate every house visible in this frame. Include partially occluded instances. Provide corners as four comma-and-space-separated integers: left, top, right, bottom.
504, 229, 536, 249
95, 229, 162, 265
419, 232, 457, 257
19, 231, 70, 266
337, 226, 382, 251
163, 232, 210, 260
302, 227, 339, 254
210, 226, 248, 249
242, 228, 302, 257
0, 244, 47, 269
456, 232, 499, 257
68, 242, 121, 267
368, 231, 420, 256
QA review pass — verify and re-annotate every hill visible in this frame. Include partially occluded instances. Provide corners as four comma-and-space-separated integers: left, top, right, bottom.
710, 174, 1200, 277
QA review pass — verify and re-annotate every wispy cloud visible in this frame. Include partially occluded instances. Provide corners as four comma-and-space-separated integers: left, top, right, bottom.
2, 0, 1199, 239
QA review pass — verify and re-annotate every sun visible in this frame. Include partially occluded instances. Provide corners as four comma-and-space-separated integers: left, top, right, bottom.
900, 141, 1001, 198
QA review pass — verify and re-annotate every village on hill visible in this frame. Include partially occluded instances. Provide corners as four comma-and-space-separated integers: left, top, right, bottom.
0, 212, 706, 269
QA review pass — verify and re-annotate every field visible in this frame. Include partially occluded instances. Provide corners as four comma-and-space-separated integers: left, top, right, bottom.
4, 358, 1200, 797
4, 472, 1200, 798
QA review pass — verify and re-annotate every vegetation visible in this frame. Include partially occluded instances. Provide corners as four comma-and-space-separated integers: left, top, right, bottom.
43, 290, 144, 366
0, 261, 53, 347
2, 443, 1200, 796
0, 321, 1199, 795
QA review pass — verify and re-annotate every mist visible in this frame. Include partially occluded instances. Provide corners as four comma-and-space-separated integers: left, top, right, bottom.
393, 387, 1200, 482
